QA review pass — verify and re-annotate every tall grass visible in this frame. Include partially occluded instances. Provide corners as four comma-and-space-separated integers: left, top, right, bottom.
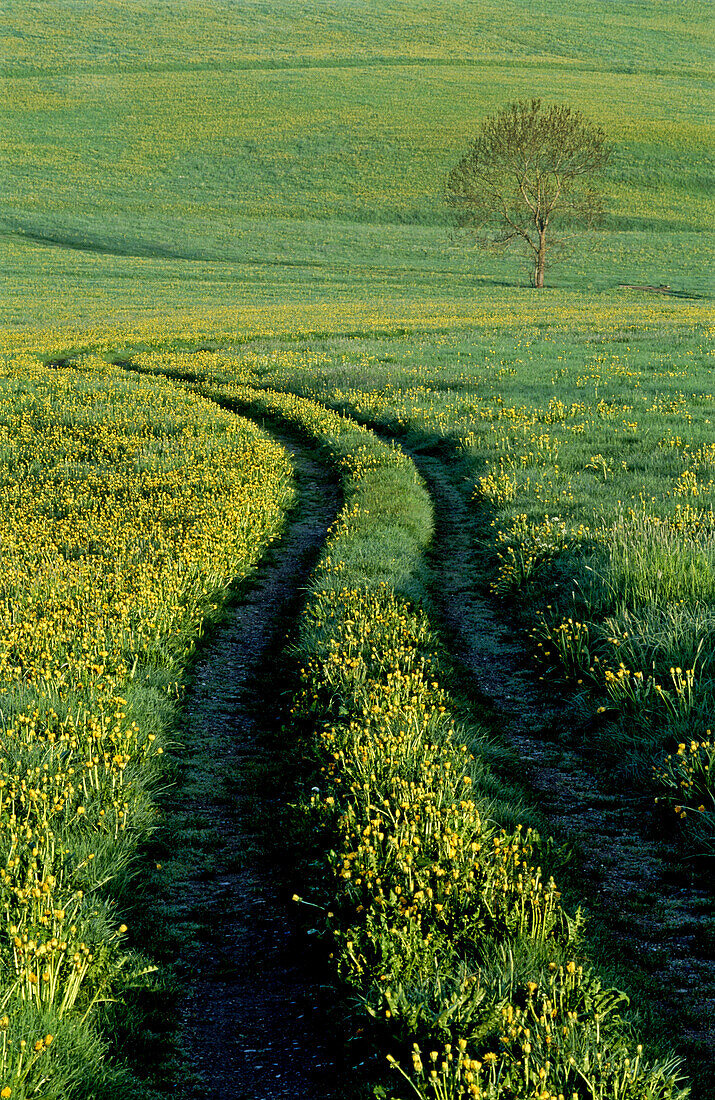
604, 507, 715, 611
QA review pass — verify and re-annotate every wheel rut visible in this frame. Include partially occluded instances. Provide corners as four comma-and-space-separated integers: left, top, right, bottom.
398, 447, 714, 1089
160, 425, 345, 1100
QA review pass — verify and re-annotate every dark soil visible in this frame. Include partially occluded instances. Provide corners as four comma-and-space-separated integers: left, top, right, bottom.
409, 451, 715, 1094
158, 429, 351, 1100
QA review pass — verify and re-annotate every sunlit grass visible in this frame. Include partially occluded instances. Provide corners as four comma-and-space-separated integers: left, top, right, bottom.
0, 353, 293, 1095
1, 1, 712, 330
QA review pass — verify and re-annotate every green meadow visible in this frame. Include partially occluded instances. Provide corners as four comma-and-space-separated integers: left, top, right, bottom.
1, 2, 714, 1097
1, 0, 713, 331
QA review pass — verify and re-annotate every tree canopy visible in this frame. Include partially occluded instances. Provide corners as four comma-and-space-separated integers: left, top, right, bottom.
447, 98, 611, 287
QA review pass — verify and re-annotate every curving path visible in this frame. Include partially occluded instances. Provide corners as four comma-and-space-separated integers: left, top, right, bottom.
142, 382, 713, 1094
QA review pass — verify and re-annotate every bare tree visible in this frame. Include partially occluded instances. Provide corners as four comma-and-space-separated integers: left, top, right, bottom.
447, 98, 611, 288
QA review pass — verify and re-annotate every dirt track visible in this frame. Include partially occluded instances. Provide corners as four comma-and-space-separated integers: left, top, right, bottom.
163, 427, 347, 1100
412, 449, 715, 1092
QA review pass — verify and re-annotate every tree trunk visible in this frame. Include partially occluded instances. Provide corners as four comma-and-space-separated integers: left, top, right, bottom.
534, 231, 546, 288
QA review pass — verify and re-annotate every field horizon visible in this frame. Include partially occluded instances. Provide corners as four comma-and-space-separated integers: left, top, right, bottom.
2, 0, 714, 337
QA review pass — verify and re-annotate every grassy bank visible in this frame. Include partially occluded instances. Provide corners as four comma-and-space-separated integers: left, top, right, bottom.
0, 354, 293, 1097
